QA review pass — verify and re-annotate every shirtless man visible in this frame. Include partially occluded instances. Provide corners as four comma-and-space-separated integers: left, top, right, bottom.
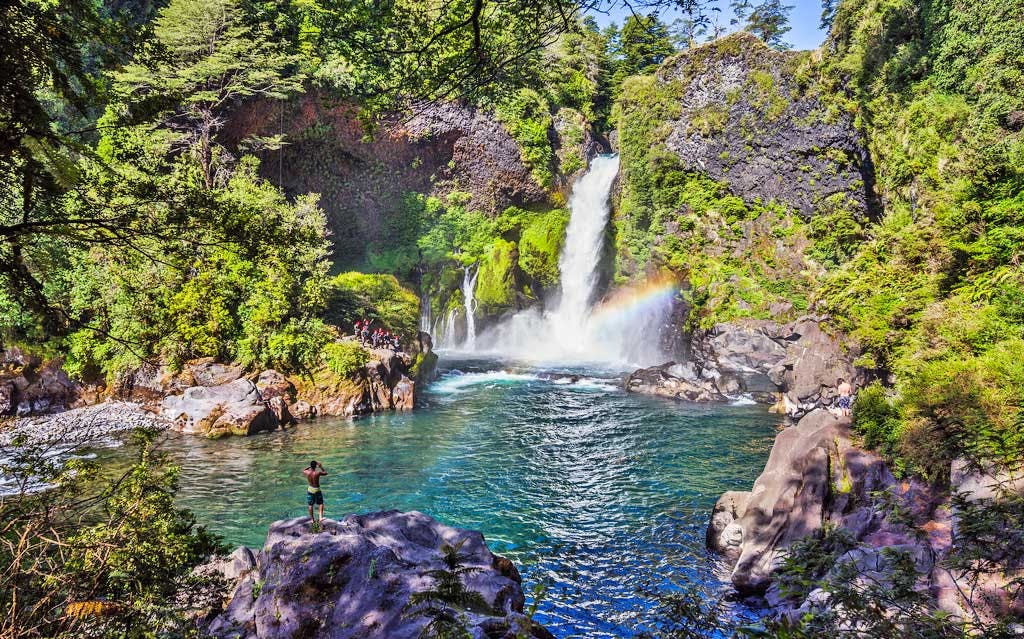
303, 460, 328, 523
837, 378, 853, 417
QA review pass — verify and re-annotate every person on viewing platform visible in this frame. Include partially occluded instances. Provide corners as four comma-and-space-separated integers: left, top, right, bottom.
303, 460, 328, 523
837, 378, 853, 417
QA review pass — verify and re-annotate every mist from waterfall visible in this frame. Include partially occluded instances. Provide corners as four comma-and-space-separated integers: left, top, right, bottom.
475, 154, 676, 368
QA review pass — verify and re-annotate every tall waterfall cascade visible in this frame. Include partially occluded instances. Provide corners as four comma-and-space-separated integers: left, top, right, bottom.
462, 264, 480, 349
473, 154, 676, 367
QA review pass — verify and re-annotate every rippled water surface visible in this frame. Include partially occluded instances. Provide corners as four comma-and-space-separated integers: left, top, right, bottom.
128, 357, 781, 637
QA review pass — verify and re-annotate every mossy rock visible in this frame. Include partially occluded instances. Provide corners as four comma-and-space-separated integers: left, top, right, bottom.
410, 350, 439, 384
475, 238, 518, 316
518, 209, 570, 287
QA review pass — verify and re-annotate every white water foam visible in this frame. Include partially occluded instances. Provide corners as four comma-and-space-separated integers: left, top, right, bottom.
430, 371, 541, 395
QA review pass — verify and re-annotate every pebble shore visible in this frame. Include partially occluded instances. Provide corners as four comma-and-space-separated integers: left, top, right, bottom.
0, 401, 169, 449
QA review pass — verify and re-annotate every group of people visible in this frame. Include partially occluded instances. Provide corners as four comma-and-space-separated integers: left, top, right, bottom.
354, 319, 402, 351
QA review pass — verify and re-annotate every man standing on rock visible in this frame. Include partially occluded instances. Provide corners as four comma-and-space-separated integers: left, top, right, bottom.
303, 460, 328, 523
837, 378, 853, 417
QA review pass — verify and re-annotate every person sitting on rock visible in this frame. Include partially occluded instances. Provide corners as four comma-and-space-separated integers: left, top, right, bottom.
836, 378, 853, 417
303, 460, 328, 524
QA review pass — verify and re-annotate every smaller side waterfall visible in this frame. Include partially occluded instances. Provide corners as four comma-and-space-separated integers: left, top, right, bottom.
419, 288, 432, 334
462, 264, 480, 349
436, 308, 458, 349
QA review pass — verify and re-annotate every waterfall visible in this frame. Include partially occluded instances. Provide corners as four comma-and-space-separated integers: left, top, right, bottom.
419, 287, 432, 334
477, 154, 676, 367
462, 264, 480, 349
550, 155, 619, 329
436, 308, 458, 349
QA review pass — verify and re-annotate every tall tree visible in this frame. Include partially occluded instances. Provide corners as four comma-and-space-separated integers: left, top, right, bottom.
820, 0, 839, 30
613, 13, 676, 82
113, 0, 304, 190
729, 0, 754, 26
745, 0, 793, 48
0, 1, 133, 337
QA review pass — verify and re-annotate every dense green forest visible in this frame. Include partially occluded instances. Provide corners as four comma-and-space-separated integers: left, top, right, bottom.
2, 0, 1023, 636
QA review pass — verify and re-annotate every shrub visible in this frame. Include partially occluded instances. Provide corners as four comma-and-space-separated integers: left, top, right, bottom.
326, 272, 420, 340
322, 341, 369, 379
495, 88, 555, 188
851, 381, 902, 459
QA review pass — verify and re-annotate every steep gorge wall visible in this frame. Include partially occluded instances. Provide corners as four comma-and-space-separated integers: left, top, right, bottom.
224, 94, 555, 269
614, 33, 872, 331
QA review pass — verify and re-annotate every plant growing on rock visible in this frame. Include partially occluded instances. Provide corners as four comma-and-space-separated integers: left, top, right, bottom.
405, 539, 490, 639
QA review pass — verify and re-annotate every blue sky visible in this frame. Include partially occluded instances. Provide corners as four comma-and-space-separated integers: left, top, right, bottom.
588, 0, 828, 51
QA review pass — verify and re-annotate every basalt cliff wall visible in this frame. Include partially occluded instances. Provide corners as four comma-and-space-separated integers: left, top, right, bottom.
223, 95, 597, 271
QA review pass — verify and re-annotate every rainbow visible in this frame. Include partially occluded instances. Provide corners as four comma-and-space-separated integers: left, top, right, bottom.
589, 275, 680, 327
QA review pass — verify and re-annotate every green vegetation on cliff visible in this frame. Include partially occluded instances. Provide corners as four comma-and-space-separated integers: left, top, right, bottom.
817, 0, 1024, 480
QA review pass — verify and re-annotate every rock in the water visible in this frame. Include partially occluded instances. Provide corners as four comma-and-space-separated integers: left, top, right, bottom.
684, 316, 860, 416
625, 362, 726, 402
707, 491, 750, 559
201, 510, 549, 639
295, 348, 418, 419
392, 375, 415, 411
161, 379, 279, 438
289, 400, 316, 420
254, 369, 295, 402
727, 409, 895, 594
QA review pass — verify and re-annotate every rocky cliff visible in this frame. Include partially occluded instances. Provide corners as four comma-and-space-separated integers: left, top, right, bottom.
614, 33, 873, 329
708, 408, 1024, 626
655, 33, 876, 220
626, 315, 859, 419
224, 95, 589, 270
4, 340, 420, 441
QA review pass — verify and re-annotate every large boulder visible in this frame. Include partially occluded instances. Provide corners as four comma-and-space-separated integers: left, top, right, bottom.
625, 362, 726, 402
767, 318, 858, 419
116, 358, 245, 406
707, 491, 750, 559
691, 321, 788, 375
935, 460, 1024, 623
727, 410, 896, 594
682, 316, 860, 416
1, 348, 83, 416
161, 378, 279, 438
201, 511, 550, 639
295, 349, 418, 419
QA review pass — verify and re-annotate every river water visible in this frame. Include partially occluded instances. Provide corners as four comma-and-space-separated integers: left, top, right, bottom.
133, 356, 779, 637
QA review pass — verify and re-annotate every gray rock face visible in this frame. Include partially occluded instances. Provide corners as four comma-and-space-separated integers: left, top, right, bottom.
768, 318, 859, 418
161, 378, 279, 438
202, 511, 549, 639
224, 95, 553, 269
691, 321, 788, 375
674, 316, 860, 416
727, 409, 897, 594
658, 33, 874, 219
1, 348, 83, 416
